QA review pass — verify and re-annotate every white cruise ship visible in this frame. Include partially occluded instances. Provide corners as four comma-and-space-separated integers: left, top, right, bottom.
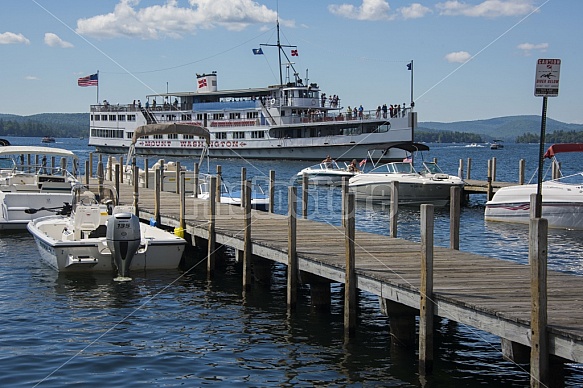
88, 27, 416, 161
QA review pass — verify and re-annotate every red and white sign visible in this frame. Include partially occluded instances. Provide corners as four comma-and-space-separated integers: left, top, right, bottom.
534, 58, 561, 97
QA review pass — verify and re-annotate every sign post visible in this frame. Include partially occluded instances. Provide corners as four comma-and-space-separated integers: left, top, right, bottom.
533, 58, 561, 218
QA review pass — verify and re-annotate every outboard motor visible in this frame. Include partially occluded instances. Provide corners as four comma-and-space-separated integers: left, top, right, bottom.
106, 212, 141, 280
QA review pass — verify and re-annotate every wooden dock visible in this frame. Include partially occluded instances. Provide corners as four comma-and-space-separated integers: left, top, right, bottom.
101, 168, 581, 386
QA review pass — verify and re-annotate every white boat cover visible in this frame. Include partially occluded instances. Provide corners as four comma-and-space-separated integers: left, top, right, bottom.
0, 146, 78, 159
132, 123, 211, 144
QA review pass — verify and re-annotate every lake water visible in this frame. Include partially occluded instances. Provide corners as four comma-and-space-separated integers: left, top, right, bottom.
2, 137, 582, 387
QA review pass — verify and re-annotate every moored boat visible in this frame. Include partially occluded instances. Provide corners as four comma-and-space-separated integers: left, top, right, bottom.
27, 184, 186, 279
485, 143, 583, 229
41, 136, 56, 143
0, 146, 79, 230
89, 24, 415, 161
295, 159, 358, 186
348, 143, 464, 206
197, 174, 269, 211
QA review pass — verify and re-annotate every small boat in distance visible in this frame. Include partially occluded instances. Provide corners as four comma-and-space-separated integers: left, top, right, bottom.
485, 143, 583, 230
490, 140, 504, 149
41, 136, 56, 143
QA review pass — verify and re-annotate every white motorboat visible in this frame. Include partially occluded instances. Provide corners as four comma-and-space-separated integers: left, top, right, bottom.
27, 184, 186, 279
0, 146, 79, 230
296, 160, 358, 186
348, 143, 464, 206
485, 143, 583, 230
197, 174, 269, 211
490, 140, 504, 149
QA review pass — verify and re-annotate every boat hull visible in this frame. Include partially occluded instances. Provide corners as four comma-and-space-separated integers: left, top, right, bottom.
349, 176, 461, 207
485, 182, 583, 230
94, 140, 409, 162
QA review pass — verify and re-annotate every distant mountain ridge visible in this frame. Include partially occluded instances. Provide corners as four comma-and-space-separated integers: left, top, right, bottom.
418, 115, 583, 142
0, 113, 581, 141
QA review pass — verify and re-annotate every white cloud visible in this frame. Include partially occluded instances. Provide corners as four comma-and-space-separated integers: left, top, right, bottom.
44, 33, 74, 48
399, 3, 432, 19
328, 0, 393, 21
445, 51, 472, 63
76, 0, 281, 39
436, 0, 537, 17
0, 32, 30, 45
25, 76, 39, 80
517, 42, 548, 55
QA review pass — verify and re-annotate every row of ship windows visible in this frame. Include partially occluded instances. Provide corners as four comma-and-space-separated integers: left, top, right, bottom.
92, 114, 137, 122
89, 130, 266, 140
90, 112, 259, 122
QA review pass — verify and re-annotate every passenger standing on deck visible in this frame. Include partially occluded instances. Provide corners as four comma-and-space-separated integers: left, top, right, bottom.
382, 104, 388, 118
358, 105, 364, 119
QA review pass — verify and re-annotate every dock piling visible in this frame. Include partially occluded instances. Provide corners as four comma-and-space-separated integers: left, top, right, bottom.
344, 192, 356, 340
242, 180, 252, 291
207, 176, 217, 278
530, 217, 549, 387
287, 186, 298, 308
450, 186, 461, 250
419, 204, 435, 375
390, 181, 399, 238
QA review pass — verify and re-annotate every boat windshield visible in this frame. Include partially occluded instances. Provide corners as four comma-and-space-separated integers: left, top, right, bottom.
72, 184, 118, 210
319, 161, 341, 170
422, 162, 444, 175
370, 162, 416, 174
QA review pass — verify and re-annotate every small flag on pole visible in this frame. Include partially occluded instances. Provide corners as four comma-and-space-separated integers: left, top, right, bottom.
291, 49, 298, 56
252, 48, 264, 55
78, 73, 98, 87
406, 61, 412, 71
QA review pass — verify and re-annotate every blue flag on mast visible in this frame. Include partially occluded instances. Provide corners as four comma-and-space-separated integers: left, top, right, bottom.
252, 48, 264, 55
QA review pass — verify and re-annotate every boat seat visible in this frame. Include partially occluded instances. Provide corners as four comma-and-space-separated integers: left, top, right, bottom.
74, 205, 102, 239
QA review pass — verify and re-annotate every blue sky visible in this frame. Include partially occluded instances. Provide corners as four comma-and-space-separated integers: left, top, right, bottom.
1, 0, 580, 124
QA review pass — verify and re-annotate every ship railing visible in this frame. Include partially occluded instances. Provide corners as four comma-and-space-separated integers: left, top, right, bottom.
90, 104, 141, 113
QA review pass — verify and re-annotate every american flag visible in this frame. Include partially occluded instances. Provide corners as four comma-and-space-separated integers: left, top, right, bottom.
198, 78, 207, 88
77, 73, 98, 87
291, 49, 298, 56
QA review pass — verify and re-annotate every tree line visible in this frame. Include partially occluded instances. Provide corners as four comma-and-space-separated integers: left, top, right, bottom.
0, 118, 85, 138
516, 130, 583, 143
415, 130, 483, 143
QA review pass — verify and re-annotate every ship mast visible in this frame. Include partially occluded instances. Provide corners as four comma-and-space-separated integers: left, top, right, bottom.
261, 17, 298, 86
